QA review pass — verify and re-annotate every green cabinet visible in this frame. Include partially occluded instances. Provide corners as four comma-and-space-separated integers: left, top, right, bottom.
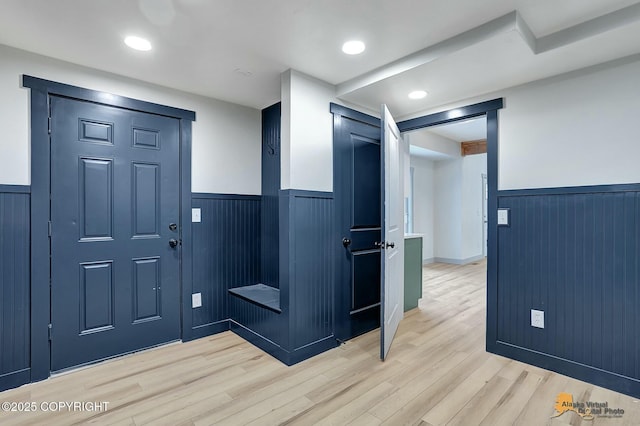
404, 236, 423, 311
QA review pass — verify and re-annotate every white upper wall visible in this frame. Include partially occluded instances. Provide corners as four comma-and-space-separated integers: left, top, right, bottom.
400, 56, 640, 191
281, 70, 335, 192
499, 57, 640, 190
0, 44, 261, 194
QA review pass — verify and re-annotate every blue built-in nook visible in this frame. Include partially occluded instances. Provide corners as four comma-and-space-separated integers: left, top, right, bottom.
193, 102, 337, 365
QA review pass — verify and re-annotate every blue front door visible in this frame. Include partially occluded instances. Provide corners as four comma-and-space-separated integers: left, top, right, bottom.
50, 96, 181, 371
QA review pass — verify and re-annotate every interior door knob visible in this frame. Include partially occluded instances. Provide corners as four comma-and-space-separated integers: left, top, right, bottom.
169, 238, 179, 248
385, 241, 395, 249
342, 237, 351, 247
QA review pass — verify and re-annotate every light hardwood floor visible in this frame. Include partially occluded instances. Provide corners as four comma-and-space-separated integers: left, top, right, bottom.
1, 260, 639, 425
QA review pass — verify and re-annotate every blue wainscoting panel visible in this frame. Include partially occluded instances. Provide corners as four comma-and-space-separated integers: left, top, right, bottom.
289, 192, 334, 350
229, 296, 286, 350
0, 187, 31, 391
261, 103, 280, 288
261, 195, 279, 288
497, 188, 640, 396
191, 194, 260, 339
278, 190, 337, 362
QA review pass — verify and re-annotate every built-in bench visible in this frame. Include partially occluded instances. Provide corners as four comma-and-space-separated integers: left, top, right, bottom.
228, 284, 281, 313
224, 103, 335, 366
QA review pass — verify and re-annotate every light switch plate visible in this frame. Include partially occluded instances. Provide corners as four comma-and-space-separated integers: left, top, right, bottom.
192, 208, 201, 223
531, 309, 544, 328
192, 293, 202, 308
497, 208, 510, 226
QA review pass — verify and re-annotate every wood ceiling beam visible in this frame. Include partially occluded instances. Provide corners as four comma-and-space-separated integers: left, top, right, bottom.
461, 139, 487, 156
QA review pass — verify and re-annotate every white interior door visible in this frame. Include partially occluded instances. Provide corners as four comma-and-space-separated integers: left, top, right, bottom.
380, 104, 405, 361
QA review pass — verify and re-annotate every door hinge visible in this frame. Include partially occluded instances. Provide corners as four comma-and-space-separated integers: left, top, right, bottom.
48, 324, 52, 341
48, 221, 52, 237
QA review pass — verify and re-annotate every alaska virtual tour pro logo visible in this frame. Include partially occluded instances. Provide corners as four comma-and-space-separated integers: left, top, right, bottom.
551, 392, 625, 420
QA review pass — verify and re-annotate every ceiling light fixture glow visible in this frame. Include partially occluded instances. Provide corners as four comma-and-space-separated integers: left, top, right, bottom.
124, 36, 152, 51
408, 90, 428, 100
342, 40, 365, 55
448, 109, 464, 119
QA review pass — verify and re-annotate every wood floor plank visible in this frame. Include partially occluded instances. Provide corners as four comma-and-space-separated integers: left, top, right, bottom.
348, 412, 383, 426
420, 355, 509, 425
446, 374, 514, 426
367, 350, 471, 421
479, 369, 546, 425
243, 396, 314, 426
378, 349, 492, 425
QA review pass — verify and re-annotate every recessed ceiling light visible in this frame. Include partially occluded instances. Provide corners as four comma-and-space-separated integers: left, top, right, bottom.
342, 40, 365, 55
124, 36, 152, 51
408, 90, 428, 100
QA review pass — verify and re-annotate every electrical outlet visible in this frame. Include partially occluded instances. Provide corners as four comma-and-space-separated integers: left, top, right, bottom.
497, 208, 510, 226
531, 309, 544, 329
192, 293, 202, 308
192, 208, 201, 223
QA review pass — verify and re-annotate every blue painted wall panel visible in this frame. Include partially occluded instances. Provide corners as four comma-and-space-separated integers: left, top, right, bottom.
289, 193, 334, 349
261, 195, 279, 287
191, 194, 260, 331
498, 190, 640, 382
261, 103, 280, 288
0, 189, 30, 387
229, 297, 286, 347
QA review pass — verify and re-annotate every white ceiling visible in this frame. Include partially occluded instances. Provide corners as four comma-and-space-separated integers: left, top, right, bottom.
423, 117, 487, 142
1, 0, 639, 117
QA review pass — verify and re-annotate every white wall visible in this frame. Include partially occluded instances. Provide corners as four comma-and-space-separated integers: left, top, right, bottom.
499, 57, 640, 190
413, 152, 486, 263
0, 44, 261, 194
433, 159, 463, 260
399, 56, 640, 191
411, 156, 435, 261
281, 69, 335, 191
461, 154, 487, 259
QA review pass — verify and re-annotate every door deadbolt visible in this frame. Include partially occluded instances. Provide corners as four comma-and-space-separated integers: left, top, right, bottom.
169, 223, 177, 231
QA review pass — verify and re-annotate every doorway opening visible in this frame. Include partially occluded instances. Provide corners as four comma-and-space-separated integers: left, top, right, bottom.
332, 99, 502, 361
404, 115, 488, 267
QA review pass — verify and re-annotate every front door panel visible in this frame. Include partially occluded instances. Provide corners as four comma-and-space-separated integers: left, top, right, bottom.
50, 96, 181, 371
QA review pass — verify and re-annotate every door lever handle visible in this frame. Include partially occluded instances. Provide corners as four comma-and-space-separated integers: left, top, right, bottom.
385, 241, 395, 249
